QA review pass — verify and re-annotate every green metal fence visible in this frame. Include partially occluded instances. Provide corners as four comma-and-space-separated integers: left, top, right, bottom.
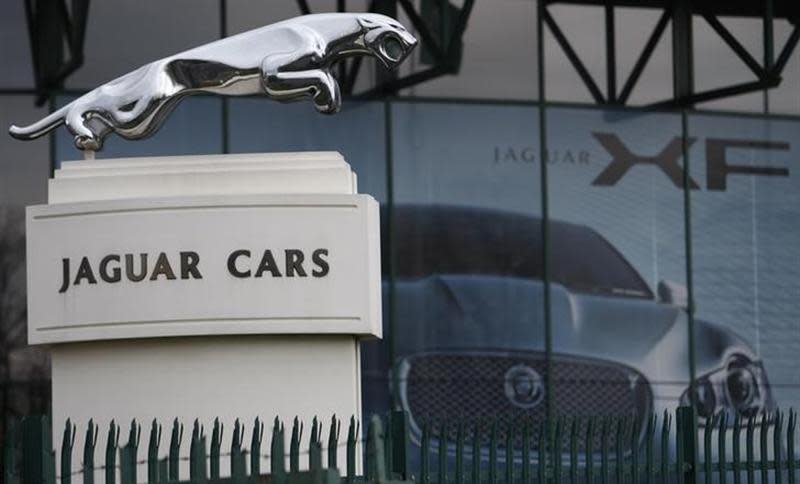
4, 412, 412, 484
3, 407, 798, 484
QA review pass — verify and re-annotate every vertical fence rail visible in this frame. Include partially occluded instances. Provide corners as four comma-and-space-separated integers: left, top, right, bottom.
789, 411, 797, 484
60, 420, 74, 484
5, 407, 800, 484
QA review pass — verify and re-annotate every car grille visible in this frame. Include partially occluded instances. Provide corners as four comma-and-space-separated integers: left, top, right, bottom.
396, 351, 652, 453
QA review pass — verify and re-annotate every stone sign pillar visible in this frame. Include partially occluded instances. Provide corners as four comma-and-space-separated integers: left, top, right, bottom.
25, 152, 381, 475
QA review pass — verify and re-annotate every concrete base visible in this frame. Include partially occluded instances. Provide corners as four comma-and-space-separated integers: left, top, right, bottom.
51, 335, 362, 478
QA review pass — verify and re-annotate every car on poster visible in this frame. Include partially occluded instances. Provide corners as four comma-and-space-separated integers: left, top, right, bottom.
375, 204, 774, 456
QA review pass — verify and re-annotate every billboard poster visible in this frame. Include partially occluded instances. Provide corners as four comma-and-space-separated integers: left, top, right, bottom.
48, 97, 800, 455
388, 101, 800, 455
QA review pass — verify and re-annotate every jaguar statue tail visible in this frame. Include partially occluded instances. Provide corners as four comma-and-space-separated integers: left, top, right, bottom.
9, 105, 69, 141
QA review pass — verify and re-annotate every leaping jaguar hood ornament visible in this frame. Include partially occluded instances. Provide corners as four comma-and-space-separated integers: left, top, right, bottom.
8, 13, 417, 151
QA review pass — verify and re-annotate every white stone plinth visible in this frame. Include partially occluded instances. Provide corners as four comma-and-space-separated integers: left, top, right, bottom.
26, 152, 380, 478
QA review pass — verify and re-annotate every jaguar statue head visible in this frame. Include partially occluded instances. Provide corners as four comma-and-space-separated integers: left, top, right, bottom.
358, 14, 418, 68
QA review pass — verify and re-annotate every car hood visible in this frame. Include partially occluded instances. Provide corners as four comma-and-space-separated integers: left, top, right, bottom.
390, 275, 691, 374
388, 274, 764, 407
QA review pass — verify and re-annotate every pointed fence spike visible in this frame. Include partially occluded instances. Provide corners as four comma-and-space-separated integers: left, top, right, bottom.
564, 417, 581, 483
601, 417, 611, 484
521, 417, 530, 484
760, 412, 769, 484
328, 415, 339, 469
230, 418, 246, 479
552, 416, 563, 483
271, 417, 286, 480
290, 417, 301, 473
129, 420, 138, 447
660, 412, 670, 484
775, 410, 783, 484
310, 416, 322, 471
704, 414, 717, 484
147, 419, 160, 484
420, 419, 430, 484
645, 414, 654, 484
189, 419, 199, 481
210, 419, 222, 479
472, 420, 481, 484
583, 417, 593, 484
505, 419, 514, 484
788, 410, 796, 484
168, 419, 182, 482
615, 417, 625, 484
630, 415, 640, 484
251, 417, 263, 477
198, 424, 209, 481
455, 418, 464, 484
346, 416, 357, 483
537, 419, 547, 484
83, 420, 97, 484
60, 419, 74, 484
105, 421, 118, 484
718, 413, 727, 484
746, 415, 756, 484
489, 418, 498, 484
438, 419, 447, 484
733, 413, 742, 484
786, 408, 796, 484
121, 419, 140, 484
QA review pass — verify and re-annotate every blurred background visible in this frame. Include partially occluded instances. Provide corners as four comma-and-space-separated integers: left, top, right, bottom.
1, 0, 798, 454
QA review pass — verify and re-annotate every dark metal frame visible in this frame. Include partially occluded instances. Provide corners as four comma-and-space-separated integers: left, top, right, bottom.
22, 0, 90, 106
542, 0, 800, 108
12, 0, 800, 109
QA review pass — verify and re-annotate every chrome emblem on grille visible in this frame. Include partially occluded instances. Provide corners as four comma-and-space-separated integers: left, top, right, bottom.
504, 365, 544, 409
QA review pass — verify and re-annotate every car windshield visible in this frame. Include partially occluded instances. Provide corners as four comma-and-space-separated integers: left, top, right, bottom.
386, 205, 653, 299
548, 222, 653, 299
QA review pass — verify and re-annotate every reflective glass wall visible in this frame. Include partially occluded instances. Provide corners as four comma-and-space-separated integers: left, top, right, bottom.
45, 99, 800, 450
3, 85, 800, 471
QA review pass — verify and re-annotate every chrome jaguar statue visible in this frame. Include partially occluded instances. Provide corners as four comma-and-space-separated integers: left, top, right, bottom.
9, 13, 417, 151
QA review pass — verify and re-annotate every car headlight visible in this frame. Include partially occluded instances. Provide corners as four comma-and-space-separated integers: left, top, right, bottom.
680, 355, 774, 421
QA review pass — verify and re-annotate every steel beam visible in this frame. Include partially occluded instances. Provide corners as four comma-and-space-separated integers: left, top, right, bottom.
543, 8, 606, 103
617, 9, 670, 104
764, 0, 774, 72
671, 0, 694, 103
605, 1, 616, 103
773, 24, 800, 73
700, 11, 765, 78
649, 78, 781, 109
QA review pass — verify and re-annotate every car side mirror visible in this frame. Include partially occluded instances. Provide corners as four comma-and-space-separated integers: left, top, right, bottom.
657, 280, 688, 308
